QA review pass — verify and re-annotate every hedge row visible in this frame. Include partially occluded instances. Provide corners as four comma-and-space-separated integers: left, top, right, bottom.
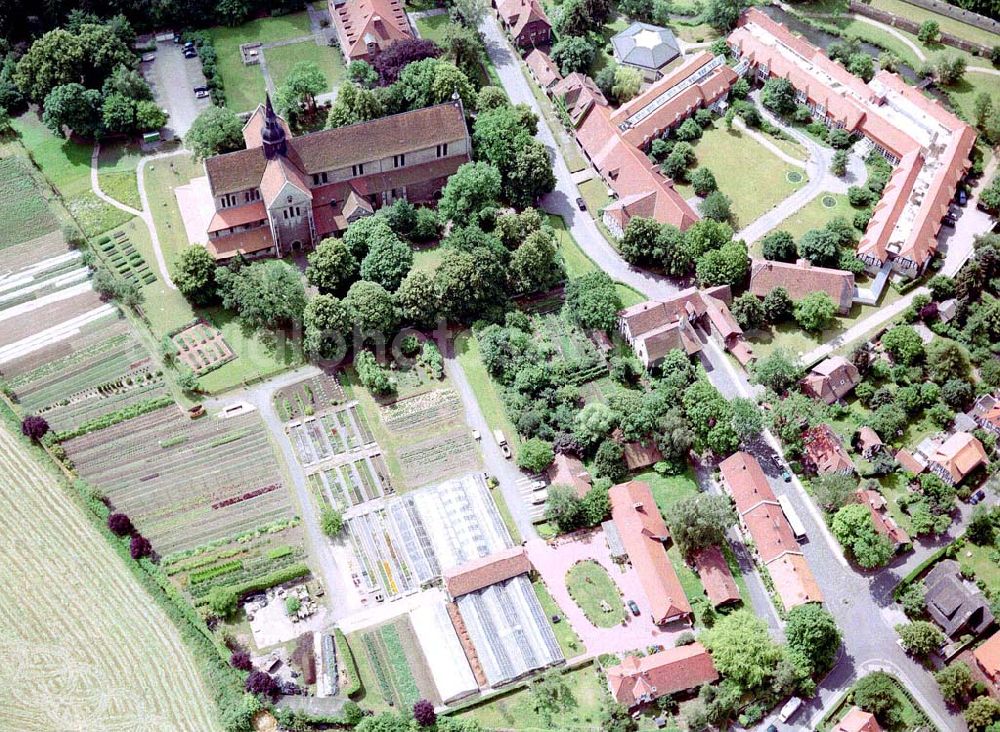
334, 628, 362, 698
54, 395, 174, 442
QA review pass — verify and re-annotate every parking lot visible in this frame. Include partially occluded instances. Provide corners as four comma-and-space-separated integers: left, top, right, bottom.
142, 39, 211, 139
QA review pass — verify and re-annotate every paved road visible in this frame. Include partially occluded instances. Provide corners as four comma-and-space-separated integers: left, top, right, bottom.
480, 22, 964, 730
443, 348, 539, 542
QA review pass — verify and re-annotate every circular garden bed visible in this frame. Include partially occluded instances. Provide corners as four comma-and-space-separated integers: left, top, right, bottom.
565, 560, 625, 629
822, 195, 837, 208
786, 170, 804, 184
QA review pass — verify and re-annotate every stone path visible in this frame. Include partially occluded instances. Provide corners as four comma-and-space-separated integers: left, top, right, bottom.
90, 144, 179, 289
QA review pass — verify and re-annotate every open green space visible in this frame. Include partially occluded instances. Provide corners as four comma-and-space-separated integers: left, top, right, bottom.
533, 580, 584, 658
455, 331, 523, 459
207, 11, 314, 112
411, 244, 444, 273
957, 535, 999, 590
673, 122, 809, 229
777, 191, 855, 241
869, 0, 1000, 48
97, 140, 144, 210
637, 466, 701, 513
10, 111, 132, 237
455, 663, 616, 731
0, 156, 60, 249
565, 560, 625, 628
265, 40, 346, 94
414, 13, 450, 43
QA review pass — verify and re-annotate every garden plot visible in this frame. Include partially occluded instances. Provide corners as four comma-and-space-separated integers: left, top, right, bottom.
162, 519, 307, 607
5, 319, 168, 434
274, 371, 346, 421
0, 246, 117, 369
64, 406, 293, 554
379, 389, 462, 433
287, 404, 374, 468
456, 574, 565, 687
0, 156, 60, 252
348, 616, 439, 709
347, 472, 513, 597
92, 229, 156, 287
397, 427, 480, 487
530, 310, 608, 385
169, 319, 235, 375
307, 455, 391, 511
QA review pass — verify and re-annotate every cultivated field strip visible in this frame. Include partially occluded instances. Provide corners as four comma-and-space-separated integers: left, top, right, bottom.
65, 407, 293, 554
0, 425, 221, 731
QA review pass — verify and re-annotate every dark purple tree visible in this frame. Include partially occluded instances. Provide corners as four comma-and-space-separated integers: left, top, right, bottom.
230, 651, 253, 671
919, 302, 939, 321
107, 513, 134, 537
373, 39, 441, 85
413, 699, 436, 727
21, 415, 49, 441
129, 534, 152, 560
245, 670, 279, 699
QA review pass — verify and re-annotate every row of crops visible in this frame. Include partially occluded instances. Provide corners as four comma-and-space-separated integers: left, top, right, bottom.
288, 405, 374, 467
306, 455, 391, 511
169, 321, 235, 375
274, 372, 346, 422
352, 620, 429, 709
379, 389, 462, 433
93, 229, 156, 287
64, 406, 294, 554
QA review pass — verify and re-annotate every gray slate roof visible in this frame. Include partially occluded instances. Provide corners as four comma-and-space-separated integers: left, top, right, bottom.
611, 22, 681, 72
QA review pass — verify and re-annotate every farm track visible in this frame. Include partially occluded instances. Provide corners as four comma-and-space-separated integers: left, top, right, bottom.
0, 424, 221, 731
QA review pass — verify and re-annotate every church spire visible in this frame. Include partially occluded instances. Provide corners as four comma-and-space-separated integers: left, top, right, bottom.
261, 93, 287, 160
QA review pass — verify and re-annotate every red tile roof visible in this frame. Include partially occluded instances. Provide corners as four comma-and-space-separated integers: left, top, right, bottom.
496, 0, 551, 42
833, 707, 882, 732
895, 448, 926, 475
742, 502, 801, 564
546, 453, 592, 498
749, 258, 855, 314
206, 227, 275, 259
208, 201, 268, 233
443, 546, 533, 598
767, 552, 824, 608
609, 481, 692, 624
606, 643, 718, 707
330, 0, 413, 61
718, 451, 777, 513
803, 425, 855, 474
974, 631, 1000, 682
525, 48, 561, 89
693, 546, 740, 607
857, 488, 910, 546
929, 432, 987, 484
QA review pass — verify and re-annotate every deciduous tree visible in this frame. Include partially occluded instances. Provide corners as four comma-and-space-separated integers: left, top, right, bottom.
173, 246, 218, 305
794, 291, 837, 332
831, 503, 894, 568
186, 105, 245, 159
665, 494, 735, 557
702, 610, 783, 690
785, 604, 841, 674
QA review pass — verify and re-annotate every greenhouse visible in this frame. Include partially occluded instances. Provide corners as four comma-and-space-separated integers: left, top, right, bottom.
410, 600, 479, 703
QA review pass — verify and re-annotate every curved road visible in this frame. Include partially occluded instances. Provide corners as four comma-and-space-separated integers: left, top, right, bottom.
479, 16, 965, 731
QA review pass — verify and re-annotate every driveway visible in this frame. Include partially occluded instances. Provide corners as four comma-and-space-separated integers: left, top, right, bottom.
143, 40, 211, 139
525, 529, 689, 657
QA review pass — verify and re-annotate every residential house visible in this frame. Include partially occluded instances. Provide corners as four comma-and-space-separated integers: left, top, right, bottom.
833, 707, 882, 732
856, 427, 884, 460
924, 559, 995, 639
443, 546, 533, 599
329, 0, 414, 62
970, 393, 1000, 436
609, 481, 692, 624
730, 8, 976, 277
553, 73, 607, 126
606, 643, 718, 708
570, 52, 736, 235
802, 425, 855, 475
801, 356, 861, 405
895, 448, 926, 475
611, 22, 681, 81
546, 453, 592, 498
973, 632, 1000, 689
615, 431, 663, 471
495, 0, 551, 48
524, 48, 561, 92
618, 287, 752, 369
202, 97, 470, 261
719, 452, 823, 609
749, 258, 855, 314
856, 487, 910, 550
926, 431, 987, 486
693, 546, 741, 607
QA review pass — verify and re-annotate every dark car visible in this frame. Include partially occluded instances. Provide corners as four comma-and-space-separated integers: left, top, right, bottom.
193, 85, 209, 93
957, 189, 968, 206
627, 600, 640, 616
576, 196, 587, 211
970, 489, 985, 505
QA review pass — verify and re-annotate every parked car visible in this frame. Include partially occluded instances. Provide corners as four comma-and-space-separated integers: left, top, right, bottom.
970, 488, 985, 505
193, 85, 209, 93
575, 196, 587, 211
184, 49, 198, 59
173, 32, 182, 43
627, 600, 640, 616
472, 429, 481, 441
781, 469, 791, 483
956, 189, 968, 206
195, 90, 210, 99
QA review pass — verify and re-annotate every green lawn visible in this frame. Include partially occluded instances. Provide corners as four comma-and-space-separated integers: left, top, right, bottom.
869, 0, 1000, 48
817, 673, 935, 732
414, 13, 450, 43
11, 111, 132, 237
636, 467, 701, 513
0, 156, 60, 249
578, 178, 611, 216
958, 536, 999, 590
456, 663, 614, 731
196, 309, 304, 393
265, 41, 346, 94
777, 192, 855, 242
565, 560, 625, 628
455, 331, 522, 459
207, 11, 314, 112
673, 122, 809, 230
412, 244, 444, 273
97, 140, 144, 210
533, 580, 584, 658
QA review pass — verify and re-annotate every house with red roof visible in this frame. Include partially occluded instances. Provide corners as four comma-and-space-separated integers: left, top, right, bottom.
749, 258, 855, 315
495, 0, 551, 48
729, 8, 976, 278
719, 452, 823, 609
443, 546, 533, 599
856, 487, 910, 549
609, 481, 692, 624
926, 431, 987, 486
833, 707, 882, 732
546, 453, 592, 498
974, 632, 1000, 689
802, 425, 855, 475
329, 0, 414, 62
606, 643, 718, 708
201, 97, 470, 261
693, 546, 740, 607
970, 394, 1000, 436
